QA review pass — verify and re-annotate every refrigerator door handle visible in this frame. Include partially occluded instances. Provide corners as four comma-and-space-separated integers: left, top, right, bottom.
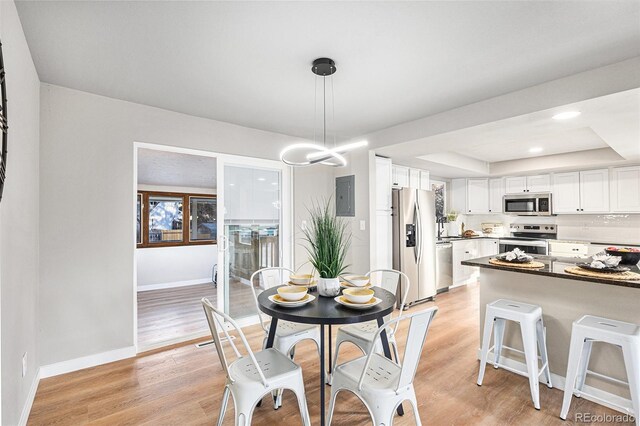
412, 204, 419, 262
415, 194, 423, 265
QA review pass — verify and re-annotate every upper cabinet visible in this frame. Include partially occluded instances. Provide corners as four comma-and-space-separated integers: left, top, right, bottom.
420, 171, 430, 191
526, 174, 552, 193
488, 178, 504, 213
375, 157, 392, 211
553, 171, 581, 213
505, 174, 550, 193
552, 169, 609, 214
610, 166, 640, 213
466, 179, 489, 214
579, 169, 609, 213
451, 178, 467, 213
391, 165, 409, 188
504, 176, 527, 194
409, 168, 420, 189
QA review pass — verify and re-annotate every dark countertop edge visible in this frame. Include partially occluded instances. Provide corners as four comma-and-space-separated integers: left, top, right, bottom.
462, 255, 640, 289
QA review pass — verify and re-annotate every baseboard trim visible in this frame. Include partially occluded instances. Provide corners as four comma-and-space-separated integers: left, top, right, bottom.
18, 367, 41, 426
137, 278, 212, 292
476, 349, 632, 415
40, 346, 136, 379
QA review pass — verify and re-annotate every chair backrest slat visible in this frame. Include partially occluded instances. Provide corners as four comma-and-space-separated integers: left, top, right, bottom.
397, 307, 437, 390
367, 269, 411, 335
249, 267, 295, 333
201, 297, 270, 387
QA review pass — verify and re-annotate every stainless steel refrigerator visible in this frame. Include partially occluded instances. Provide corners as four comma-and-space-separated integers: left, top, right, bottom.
392, 188, 437, 306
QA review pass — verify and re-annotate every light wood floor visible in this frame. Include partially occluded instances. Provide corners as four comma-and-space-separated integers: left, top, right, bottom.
31, 283, 629, 425
137, 281, 256, 349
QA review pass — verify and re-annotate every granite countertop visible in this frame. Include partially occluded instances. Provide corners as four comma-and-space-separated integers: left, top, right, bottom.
462, 255, 640, 288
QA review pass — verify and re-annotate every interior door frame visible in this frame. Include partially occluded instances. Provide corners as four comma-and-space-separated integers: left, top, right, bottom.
133, 142, 292, 351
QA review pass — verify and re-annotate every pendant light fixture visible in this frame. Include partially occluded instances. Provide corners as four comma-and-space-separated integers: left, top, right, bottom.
280, 58, 368, 167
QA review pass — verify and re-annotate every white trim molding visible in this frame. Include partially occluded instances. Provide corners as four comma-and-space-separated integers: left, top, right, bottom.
18, 368, 41, 426
40, 346, 136, 379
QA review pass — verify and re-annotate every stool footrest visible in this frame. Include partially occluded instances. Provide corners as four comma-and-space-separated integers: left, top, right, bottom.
585, 369, 629, 387
573, 390, 635, 416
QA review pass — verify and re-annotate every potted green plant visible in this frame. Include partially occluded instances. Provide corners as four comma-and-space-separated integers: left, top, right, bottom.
301, 199, 351, 297
446, 210, 460, 237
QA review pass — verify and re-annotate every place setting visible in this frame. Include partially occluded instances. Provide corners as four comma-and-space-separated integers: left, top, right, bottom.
565, 251, 640, 281
489, 248, 546, 269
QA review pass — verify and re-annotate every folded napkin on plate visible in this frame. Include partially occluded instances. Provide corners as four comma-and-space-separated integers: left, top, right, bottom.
589, 252, 622, 269
503, 248, 533, 262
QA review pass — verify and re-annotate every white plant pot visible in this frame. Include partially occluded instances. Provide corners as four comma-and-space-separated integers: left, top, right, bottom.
317, 277, 341, 297
446, 222, 460, 237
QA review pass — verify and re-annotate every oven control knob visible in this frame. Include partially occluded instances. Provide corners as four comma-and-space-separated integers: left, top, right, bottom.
545, 226, 549, 230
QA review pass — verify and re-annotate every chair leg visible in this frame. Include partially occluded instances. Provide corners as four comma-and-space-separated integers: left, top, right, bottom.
217, 386, 230, 426
575, 339, 593, 396
521, 320, 540, 410
326, 388, 340, 426
560, 332, 585, 420
234, 401, 255, 426
536, 319, 553, 389
477, 311, 494, 386
493, 318, 506, 368
330, 338, 345, 385
622, 342, 640, 426
294, 375, 312, 426
408, 388, 422, 426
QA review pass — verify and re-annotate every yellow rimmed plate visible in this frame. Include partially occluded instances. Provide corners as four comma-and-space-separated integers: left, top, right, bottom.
340, 281, 372, 289
269, 293, 315, 308
334, 295, 382, 310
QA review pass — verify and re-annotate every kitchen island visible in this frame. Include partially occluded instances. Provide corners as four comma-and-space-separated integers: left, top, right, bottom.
462, 255, 640, 412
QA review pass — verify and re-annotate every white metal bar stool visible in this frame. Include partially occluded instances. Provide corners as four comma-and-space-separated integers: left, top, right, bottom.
477, 299, 552, 409
560, 315, 640, 424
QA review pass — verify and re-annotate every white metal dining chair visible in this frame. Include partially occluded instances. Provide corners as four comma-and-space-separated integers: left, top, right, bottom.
201, 298, 311, 426
327, 307, 438, 426
249, 267, 324, 408
331, 269, 410, 374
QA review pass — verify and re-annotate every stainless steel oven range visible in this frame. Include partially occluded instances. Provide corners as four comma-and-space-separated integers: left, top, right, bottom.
498, 224, 557, 255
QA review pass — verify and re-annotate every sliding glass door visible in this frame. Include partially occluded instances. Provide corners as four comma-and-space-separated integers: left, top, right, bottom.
216, 157, 291, 322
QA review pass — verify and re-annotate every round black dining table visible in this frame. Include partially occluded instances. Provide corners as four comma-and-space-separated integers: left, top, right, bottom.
257, 285, 402, 426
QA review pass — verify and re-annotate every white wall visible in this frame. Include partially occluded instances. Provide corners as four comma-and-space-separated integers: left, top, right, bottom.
38, 84, 315, 367
0, 1, 41, 424
137, 245, 217, 290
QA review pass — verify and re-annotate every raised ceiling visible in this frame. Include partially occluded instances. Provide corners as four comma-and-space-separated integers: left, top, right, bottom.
380, 88, 640, 177
137, 149, 217, 189
16, 1, 640, 142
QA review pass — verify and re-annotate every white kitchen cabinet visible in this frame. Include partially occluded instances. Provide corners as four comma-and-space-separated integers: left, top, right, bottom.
375, 157, 392, 211
489, 178, 504, 213
392, 165, 409, 188
452, 240, 479, 285
610, 166, 640, 213
420, 170, 430, 191
527, 174, 551, 192
409, 168, 420, 189
505, 176, 527, 194
467, 179, 489, 214
505, 174, 550, 193
451, 178, 467, 214
579, 169, 609, 213
553, 172, 581, 213
478, 238, 499, 257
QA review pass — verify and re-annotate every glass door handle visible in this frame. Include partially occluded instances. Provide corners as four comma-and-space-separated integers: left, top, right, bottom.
218, 235, 229, 252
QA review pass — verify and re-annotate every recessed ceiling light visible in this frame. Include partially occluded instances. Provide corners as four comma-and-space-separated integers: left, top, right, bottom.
257, 177, 266, 181
229, 183, 235, 186
552, 111, 581, 120
529, 147, 543, 153
271, 182, 278, 186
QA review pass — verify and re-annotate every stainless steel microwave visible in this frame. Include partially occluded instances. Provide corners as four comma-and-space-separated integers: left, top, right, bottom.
503, 192, 553, 216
